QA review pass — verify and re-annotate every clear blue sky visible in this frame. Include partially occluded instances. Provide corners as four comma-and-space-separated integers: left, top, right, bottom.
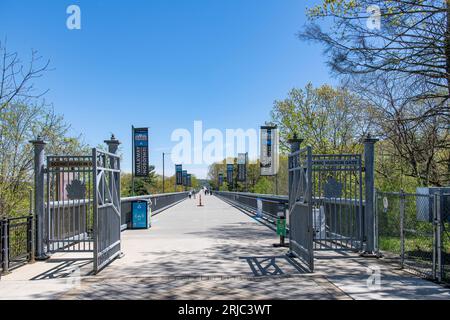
0, 0, 334, 178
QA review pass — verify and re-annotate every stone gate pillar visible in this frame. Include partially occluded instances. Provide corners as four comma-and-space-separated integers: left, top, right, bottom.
30, 136, 48, 260
363, 134, 379, 255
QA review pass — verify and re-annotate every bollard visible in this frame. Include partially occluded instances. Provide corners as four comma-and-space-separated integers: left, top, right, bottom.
198, 194, 204, 207
273, 203, 288, 248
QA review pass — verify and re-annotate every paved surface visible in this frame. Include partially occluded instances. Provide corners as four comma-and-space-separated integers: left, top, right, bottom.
1, 192, 450, 300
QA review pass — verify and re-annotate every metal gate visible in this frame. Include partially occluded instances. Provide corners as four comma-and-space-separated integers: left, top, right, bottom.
46, 148, 121, 273
47, 155, 95, 253
311, 154, 364, 251
288, 145, 365, 272
93, 149, 121, 273
288, 146, 314, 272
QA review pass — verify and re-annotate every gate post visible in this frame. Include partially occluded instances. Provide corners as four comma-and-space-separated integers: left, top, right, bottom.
362, 134, 379, 256
104, 134, 123, 257
287, 134, 303, 256
104, 133, 121, 210
288, 134, 303, 200
104, 134, 121, 155
289, 134, 303, 154
104, 134, 121, 196
30, 136, 49, 260
1, 218, 9, 274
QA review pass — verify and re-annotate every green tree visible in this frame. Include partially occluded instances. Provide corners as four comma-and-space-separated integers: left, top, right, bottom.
254, 177, 273, 195
301, 0, 449, 120
271, 83, 369, 154
121, 165, 158, 197
0, 102, 88, 217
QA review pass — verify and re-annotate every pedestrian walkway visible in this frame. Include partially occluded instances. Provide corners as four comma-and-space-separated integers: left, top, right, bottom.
1, 193, 449, 300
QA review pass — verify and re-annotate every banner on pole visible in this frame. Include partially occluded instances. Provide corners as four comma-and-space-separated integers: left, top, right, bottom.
260, 126, 279, 176
182, 170, 188, 186
134, 128, 149, 177
237, 153, 247, 182
218, 173, 224, 186
226, 164, 234, 185
176, 165, 183, 185
186, 174, 192, 187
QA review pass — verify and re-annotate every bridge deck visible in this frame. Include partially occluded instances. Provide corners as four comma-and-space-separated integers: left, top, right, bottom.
1, 193, 449, 300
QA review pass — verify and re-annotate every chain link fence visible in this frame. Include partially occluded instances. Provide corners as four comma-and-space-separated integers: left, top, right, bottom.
376, 191, 449, 283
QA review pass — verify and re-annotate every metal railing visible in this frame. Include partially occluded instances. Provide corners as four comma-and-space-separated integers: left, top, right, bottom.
1, 215, 35, 274
376, 191, 449, 283
214, 191, 288, 225
121, 192, 189, 229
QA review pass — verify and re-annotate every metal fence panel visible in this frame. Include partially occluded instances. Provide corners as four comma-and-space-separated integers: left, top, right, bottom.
311, 154, 363, 251
150, 192, 190, 214
1, 215, 34, 274
46, 155, 95, 253
288, 146, 314, 272
214, 191, 288, 224
93, 149, 122, 274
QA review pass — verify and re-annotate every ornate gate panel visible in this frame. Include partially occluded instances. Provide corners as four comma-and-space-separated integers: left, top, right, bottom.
288, 146, 314, 272
46, 149, 121, 274
46, 156, 95, 253
93, 149, 121, 273
311, 154, 364, 251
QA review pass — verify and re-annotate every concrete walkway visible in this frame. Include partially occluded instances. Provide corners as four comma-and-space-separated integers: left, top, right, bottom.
1, 193, 450, 300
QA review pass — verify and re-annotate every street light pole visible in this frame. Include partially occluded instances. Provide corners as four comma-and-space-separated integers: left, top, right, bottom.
162, 153, 165, 194
162, 152, 171, 193
131, 125, 135, 196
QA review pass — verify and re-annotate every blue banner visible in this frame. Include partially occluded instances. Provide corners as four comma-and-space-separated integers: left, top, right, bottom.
227, 164, 234, 185
176, 165, 183, 185
134, 128, 149, 177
